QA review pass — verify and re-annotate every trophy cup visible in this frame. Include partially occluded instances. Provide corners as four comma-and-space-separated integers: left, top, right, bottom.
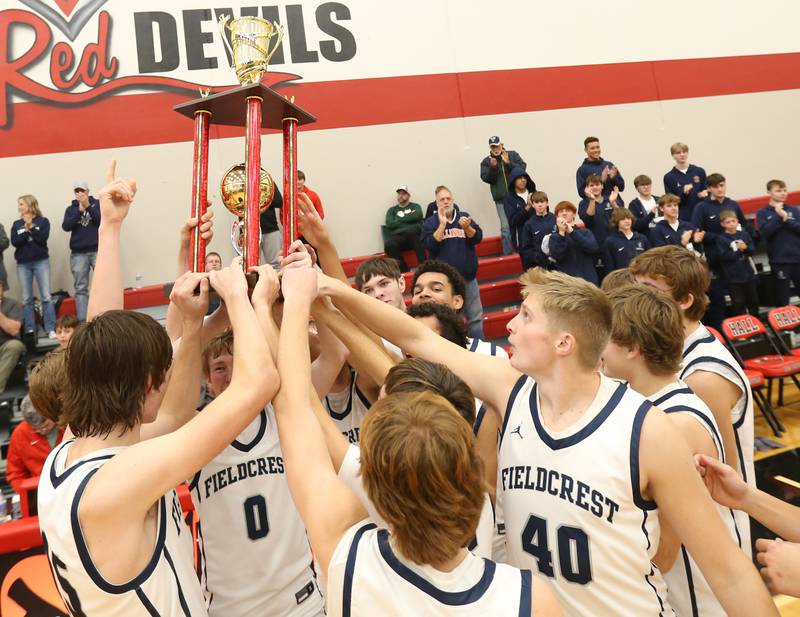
174, 14, 315, 279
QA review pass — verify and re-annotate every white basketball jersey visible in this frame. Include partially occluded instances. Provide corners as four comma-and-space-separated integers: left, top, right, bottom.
327, 522, 533, 617
467, 337, 509, 359
325, 370, 371, 444
337, 445, 495, 559
499, 374, 675, 617
649, 381, 736, 617
189, 406, 324, 617
38, 440, 208, 616
680, 324, 755, 557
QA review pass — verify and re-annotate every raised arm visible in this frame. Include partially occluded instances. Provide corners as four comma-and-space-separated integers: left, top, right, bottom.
84, 264, 278, 523
643, 409, 777, 617
273, 256, 366, 574
319, 272, 519, 414
87, 160, 135, 320
296, 195, 349, 283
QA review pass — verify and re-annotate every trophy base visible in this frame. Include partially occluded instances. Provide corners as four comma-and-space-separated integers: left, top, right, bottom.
173, 83, 315, 129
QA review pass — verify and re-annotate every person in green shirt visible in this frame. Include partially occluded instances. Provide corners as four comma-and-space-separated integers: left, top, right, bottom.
384, 185, 425, 271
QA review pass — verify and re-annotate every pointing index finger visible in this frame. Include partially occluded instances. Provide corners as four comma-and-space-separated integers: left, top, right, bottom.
106, 159, 117, 184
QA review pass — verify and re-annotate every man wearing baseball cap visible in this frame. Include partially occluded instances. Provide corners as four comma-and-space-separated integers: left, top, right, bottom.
479, 136, 528, 255
383, 184, 425, 271
62, 181, 101, 322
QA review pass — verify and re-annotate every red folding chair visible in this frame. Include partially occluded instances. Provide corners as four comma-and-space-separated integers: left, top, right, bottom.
721, 314, 800, 409
767, 305, 800, 357
707, 326, 783, 436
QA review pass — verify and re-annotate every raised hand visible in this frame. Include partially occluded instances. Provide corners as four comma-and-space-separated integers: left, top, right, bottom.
297, 193, 329, 246
209, 259, 248, 304
458, 216, 472, 230
755, 538, 800, 597
694, 454, 748, 510
281, 239, 313, 271
681, 230, 693, 246
693, 230, 706, 243
249, 263, 280, 308
170, 271, 210, 324
281, 262, 317, 306
99, 159, 137, 225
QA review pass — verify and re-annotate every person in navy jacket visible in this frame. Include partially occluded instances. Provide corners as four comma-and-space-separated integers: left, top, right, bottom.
420, 186, 484, 339
519, 192, 555, 271
717, 210, 759, 316
62, 180, 100, 323
575, 136, 624, 205
10, 195, 56, 337
691, 173, 747, 327
627, 174, 660, 234
502, 166, 536, 252
578, 174, 620, 249
663, 142, 708, 221
602, 209, 651, 272
756, 179, 800, 306
650, 194, 705, 250
542, 200, 600, 285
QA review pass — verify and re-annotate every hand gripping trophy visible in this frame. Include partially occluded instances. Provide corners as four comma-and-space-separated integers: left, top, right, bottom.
174, 14, 316, 282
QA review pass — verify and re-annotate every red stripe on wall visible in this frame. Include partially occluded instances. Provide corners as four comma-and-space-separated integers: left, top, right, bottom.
3, 52, 800, 158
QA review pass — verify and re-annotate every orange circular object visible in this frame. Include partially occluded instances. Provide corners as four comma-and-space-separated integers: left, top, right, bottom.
220, 164, 275, 218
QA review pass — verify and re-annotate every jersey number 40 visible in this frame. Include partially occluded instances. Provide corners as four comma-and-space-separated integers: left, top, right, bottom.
521, 514, 592, 584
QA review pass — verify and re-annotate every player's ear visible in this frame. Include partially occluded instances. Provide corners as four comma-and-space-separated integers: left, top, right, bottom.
677, 293, 695, 313
397, 276, 406, 294
452, 295, 464, 311
555, 332, 576, 358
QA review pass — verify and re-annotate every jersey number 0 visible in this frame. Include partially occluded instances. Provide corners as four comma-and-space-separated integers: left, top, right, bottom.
244, 495, 270, 540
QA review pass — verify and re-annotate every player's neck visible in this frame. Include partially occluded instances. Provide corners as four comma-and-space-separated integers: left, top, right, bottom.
429, 547, 469, 572
536, 367, 601, 426
67, 424, 141, 465
683, 318, 701, 339
626, 369, 676, 398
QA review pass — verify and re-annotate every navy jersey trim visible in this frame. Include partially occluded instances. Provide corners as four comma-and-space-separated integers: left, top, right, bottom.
680, 546, 700, 617
163, 546, 192, 617
325, 372, 357, 421
71, 469, 168, 594
728, 507, 743, 548
529, 381, 627, 450
135, 588, 162, 616
48, 441, 115, 489
342, 522, 377, 617
499, 375, 529, 445
680, 355, 750, 428
629, 400, 657, 511
644, 564, 667, 617
187, 471, 202, 503
377, 529, 495, 605
682, 332, 716, 359
231, 409, 267, 452
473, 405, 486, 437
354, 381, 373, 409
734, 430, 748, 483
518, 569, 532, 617
662, 405, 725, 461
651, 387, 693, 407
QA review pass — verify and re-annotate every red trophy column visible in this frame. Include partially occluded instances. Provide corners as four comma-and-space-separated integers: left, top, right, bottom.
189, 110, 211, 272
244, 96, 263, 270
282, 116, 298, 257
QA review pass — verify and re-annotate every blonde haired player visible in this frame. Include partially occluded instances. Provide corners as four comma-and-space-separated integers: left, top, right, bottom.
314, 266, 777, 617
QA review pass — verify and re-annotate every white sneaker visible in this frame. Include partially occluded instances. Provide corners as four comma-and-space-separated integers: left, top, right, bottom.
48, 331, 57, 339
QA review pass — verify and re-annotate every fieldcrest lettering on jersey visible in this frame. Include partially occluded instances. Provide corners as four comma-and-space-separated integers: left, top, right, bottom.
501, 465, 620, 524
203, 456, 285, 499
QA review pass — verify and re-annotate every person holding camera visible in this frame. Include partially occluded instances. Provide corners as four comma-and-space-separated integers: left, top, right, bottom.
479, 135, 527, 255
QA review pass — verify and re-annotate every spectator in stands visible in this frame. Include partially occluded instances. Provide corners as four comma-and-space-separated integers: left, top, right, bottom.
628, 174, 659, 233
503, 167, 536, 253
575, 136, 625, 205
383, 185, 425, 272
717, 210, 760, 316
663, 142, 708, 221
354, 257, 406, 311
520, 191, 555, 271
420, 186, 484, 338
0, 223, 8, 291
61, 181, 100, 323
602, 209, 650, 273
298, 170, 324, 218
650, 194, 705, 250
5, 395, 64, 493
259, 186, 284, 269
691, 173, 747, 327
10, 195, 56, 339
54, 314, 78, 348
756, 179, 800, 306
479, 136, 527, 255
579, 174, 620, 259
205, 251, 222, 271
0, 285, 24, 395
542, 200, 600, 285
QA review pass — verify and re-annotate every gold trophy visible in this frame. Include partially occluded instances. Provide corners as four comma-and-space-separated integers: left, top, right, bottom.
220, 163, 276, 256
175, 14, 315, 276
